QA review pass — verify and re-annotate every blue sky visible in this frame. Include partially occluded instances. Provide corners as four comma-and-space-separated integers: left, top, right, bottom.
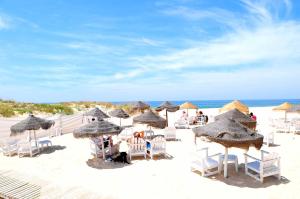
0, 0, 300, 102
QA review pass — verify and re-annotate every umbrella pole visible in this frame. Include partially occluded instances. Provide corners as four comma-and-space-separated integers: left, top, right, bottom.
34, 130, 39, 152
120, 118, 122, 127
285, 111, 287, 122
166, 110, 168, 127
224, 147, 228, 178
101, 136, 105, 160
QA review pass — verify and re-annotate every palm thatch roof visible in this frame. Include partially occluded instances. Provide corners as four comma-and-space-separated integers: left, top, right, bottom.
108, 109, 129, 119
10, 115, 55, 136
180, 102, 198, 109
155, 101, 179, 112
73, 120, 121, 138
131, 101, 150, 110
273, 102, 293, 111
287, 104, 300, 113
85, 108, 109, 120
219, 100, 249, 114
215, 108, 256, 130
193, 118, 263, 150
133, 110, 166, 128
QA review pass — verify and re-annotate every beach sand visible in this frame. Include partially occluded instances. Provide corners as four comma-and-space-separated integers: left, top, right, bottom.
0, 107, 300, 199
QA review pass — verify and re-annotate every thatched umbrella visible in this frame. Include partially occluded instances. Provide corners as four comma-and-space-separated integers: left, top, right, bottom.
193, 118, 263, 177
219, 100, 249, 114
85, 107, 109, 121
180, 102, 198, 115
273, 102, 293, 121
132, 101, 150, 112
286, 104, 300, 113
155, 101, 179, 127
109, 109, 129, 126
133, 110, 166, 129
73, 120, 121, 159
10, 114, 55, 149
215, 108, 256, 130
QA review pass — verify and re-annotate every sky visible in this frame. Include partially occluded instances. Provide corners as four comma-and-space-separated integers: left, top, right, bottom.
0, 0, 300, 103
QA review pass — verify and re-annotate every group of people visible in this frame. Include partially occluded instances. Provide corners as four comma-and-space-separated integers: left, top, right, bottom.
180, 110, 208, 124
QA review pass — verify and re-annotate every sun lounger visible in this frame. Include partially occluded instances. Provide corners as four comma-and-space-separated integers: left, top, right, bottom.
174, 119, 189, 129
244, 150, 281, 183
0, 140, 19, 157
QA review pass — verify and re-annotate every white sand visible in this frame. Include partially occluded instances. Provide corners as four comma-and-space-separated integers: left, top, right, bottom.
0, 107, 300, 199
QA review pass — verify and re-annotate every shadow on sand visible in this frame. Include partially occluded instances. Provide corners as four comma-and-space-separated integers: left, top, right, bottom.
39, 145, 66, 155
196, 164, 290, 188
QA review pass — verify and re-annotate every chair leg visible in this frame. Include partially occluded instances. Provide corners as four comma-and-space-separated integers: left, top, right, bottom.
235, 159, 238, 172
260, 174, 264, 183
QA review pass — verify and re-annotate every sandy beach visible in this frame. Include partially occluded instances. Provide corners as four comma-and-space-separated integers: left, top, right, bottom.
1, 106, 300, 199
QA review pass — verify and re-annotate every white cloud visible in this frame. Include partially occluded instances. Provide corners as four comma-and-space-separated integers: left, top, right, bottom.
0, 15, 10, 30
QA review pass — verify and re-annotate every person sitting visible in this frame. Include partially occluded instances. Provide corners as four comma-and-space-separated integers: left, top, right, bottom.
180, 111, 188, 121
118, 139, 130, 164
249, 112, 257, 121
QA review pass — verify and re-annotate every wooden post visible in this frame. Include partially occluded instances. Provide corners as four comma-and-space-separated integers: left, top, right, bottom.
120, 118, 122, 127
224, 147, 228, 178
101, 136, 105, 160
34, 130, 39, 152
166, 110, 168, 127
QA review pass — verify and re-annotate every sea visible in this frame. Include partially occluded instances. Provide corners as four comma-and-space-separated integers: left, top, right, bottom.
112, 99, 300, 109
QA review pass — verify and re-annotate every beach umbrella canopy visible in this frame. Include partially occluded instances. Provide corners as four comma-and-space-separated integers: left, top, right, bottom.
273, 102, 293, 111
85, 107, 109, 120
132, 101, 150, 111
193, 118, 263, 178
155, 101, 179, 127
109, 109, 129, 119
10, 114, 55, 136
215, 108, 256, 130
193, 118, 263, 150
180, 102, 198, 110
219, 100, 249, 114
286, 104, 300, 112
133, 110, 166, 129
108, 109, 130, 126
73, 120, 121, 138
155, 101, 179, 112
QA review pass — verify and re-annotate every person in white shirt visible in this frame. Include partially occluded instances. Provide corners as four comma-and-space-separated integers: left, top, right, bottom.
119, 139, 130, 164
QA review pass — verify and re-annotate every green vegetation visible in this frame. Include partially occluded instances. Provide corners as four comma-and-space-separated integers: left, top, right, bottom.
0, 99, 146, 117
0, 99, 74, 117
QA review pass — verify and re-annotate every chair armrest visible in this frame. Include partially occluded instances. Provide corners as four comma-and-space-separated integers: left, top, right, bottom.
208, 153, 221, 158
196, 147, 208, 152
244, 153, 261, 161
261, 150, 269, 154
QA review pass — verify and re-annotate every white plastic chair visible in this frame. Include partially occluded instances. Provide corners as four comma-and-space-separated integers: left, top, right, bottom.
164, 127, 177, 141
0, 140, 18, 157
146, 135, 166, 159
128, 137, 146, 160
17, 141, 39, 157
220, 154, 238, 172
244, 150, 281, 183
190, 147, 222, 177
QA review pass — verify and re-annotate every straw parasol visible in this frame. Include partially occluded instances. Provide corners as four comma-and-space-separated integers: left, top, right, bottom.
73, 120, 122, 159
180, 102, 198, 115
219, 100, 249, 114
215, 108, 256, 130
155, 101, 179, 127
273, 102, 293, 121
133, 110, 166, 129
85, 107, 109, 121
10, 114, 55, 148
132, 101, 150, 112
193, 118, 263, 177
286, 104, 300, 113
108, 109, 129, 126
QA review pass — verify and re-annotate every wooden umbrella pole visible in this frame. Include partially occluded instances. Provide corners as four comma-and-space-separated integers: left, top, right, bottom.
34, 130, 39, 152
224, 147, 228, 178
120, 118, 122, 127
101, 136, 105, 160
166, 110, 168, 127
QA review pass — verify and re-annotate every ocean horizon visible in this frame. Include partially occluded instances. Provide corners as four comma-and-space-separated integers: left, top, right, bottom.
112, 99, 300, 109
